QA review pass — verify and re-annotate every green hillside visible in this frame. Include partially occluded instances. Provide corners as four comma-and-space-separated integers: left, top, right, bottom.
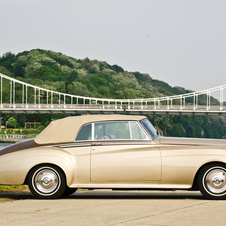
0, 49, 226, 138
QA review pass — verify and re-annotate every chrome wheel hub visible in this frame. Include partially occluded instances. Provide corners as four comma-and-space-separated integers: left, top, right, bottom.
34, 168, 59, 194
41, 176, 53, 187
205, 169, 226, 194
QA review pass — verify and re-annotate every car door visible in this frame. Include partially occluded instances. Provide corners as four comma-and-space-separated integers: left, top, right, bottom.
90, 121, 161, 183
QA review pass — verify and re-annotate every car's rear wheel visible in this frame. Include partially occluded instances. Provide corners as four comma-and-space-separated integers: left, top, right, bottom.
198, 163, 226, 199
28, 164, 66, 199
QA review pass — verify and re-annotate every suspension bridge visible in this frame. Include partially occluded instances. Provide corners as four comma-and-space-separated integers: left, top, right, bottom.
0, 73, 226, 115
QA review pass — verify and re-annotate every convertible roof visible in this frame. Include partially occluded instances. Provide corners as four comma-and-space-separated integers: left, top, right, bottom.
34, 114, 147, 144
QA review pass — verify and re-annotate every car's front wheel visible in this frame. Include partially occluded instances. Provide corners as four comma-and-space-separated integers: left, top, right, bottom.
198, 163, 226, 199
28, 164, 66, 199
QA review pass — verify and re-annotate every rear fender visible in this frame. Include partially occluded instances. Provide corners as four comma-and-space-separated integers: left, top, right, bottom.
0, 147, 75, 186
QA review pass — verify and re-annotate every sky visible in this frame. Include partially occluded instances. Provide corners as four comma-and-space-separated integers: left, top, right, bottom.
1, 0, 226, 93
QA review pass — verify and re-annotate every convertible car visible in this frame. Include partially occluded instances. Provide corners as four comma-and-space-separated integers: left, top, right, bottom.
1, 114, 226, 199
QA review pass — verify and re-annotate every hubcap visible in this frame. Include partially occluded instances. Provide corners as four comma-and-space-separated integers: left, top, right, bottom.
34, 168, 60, 194
205, 168, 226, 195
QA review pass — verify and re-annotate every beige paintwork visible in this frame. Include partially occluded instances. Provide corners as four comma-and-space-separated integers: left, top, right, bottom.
1, 115, 226, 192
0, 146, 75, 185
90, 142, 161, 182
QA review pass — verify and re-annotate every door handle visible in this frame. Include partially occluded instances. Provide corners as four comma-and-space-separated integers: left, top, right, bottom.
92, 143, 102, 151
92, 143, 102, 146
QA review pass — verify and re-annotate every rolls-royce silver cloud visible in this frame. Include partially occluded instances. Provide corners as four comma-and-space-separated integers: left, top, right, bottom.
1, 114, 226, 199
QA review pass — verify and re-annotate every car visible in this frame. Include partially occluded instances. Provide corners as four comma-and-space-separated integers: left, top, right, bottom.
1, 114, 226, 199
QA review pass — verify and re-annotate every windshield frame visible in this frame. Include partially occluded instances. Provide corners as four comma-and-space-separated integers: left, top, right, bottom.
140, 118, 159, 140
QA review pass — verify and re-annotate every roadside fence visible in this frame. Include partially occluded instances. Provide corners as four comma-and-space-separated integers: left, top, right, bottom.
0, 134, 37, 140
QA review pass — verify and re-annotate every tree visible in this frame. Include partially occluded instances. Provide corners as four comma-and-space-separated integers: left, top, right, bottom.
7, 117, 19, 128
13, 59, 27, 77
0, 52, 16, 71
111, 64, 124, 73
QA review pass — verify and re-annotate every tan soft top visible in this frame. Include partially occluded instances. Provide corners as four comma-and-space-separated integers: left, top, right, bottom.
35, 114, 147, 144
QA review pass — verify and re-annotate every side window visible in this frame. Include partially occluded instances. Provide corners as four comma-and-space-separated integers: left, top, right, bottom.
130, 122, 148, 140
75, 123, 92, 141
94, 121, 130, 140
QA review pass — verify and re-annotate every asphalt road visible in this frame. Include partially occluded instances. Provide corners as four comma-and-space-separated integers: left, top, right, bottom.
0, 189, 225, 226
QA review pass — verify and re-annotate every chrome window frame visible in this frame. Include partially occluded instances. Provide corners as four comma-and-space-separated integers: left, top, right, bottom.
74, 120, 151, 142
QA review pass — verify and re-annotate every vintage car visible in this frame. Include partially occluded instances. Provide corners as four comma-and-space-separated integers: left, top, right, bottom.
1, 114, 226, 199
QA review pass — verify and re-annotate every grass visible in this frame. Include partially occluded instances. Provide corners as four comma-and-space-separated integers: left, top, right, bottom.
0, 185, 30, 203
0, 185, 28, 192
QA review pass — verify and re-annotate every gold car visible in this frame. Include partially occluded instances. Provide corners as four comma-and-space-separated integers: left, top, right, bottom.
1, 114, 226, 199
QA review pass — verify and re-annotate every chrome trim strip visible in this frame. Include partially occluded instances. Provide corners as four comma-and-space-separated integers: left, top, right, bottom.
58, 143, 92, 148
59, 141, 154, 148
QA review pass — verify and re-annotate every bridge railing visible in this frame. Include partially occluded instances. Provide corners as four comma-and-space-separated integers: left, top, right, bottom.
1, 103, 226, 112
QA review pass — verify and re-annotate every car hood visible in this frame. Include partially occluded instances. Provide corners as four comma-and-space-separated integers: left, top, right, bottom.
155, 136, 226, 146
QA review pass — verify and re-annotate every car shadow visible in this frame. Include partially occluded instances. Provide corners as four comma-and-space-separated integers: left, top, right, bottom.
0, 190, 207, 201
65, 190, 206, 200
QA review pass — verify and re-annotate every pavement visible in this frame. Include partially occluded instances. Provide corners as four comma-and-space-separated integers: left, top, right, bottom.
0, 189, 225, 226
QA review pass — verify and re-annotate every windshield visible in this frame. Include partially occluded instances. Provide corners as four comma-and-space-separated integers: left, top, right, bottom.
141, 118, 159, 139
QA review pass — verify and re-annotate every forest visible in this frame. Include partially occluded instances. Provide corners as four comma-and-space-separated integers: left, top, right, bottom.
0, 49, 226, 139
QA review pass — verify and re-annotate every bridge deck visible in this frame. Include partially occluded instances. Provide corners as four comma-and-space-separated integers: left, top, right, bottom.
1, 104, 226, 115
